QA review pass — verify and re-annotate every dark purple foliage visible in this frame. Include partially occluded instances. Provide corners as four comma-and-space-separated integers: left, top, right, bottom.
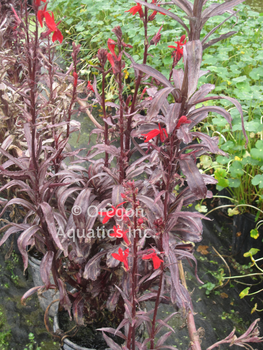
0, 0, 261, 350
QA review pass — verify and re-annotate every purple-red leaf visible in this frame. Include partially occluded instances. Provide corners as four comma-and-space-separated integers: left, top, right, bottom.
39, 202, 64, 252
40, 251, 54, 289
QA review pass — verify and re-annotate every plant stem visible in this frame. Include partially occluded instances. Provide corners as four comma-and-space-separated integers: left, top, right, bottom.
125, 1, 148, 152
178, 261, 202, 350
127, 191, 139, 350
101, 71, 109, 167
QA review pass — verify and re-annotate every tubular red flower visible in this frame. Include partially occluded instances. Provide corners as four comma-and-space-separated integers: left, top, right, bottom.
98, 202, 126, 224
112, 248, 129, 270
87, 81, 94, 92
73, 72, 78, 87
125, 3, 144, 17
142, 251, 163, 269
110, 225, 130, 245
142, 123, 168, 143
175, 116, 191, 129
107, 38, 117, 58
35, 0, 46, 7
44, 11, 57, 31
168, 35, 187, 61
52, 28, 63, 43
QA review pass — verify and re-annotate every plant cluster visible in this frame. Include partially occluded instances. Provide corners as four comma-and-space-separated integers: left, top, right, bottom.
0, 0, 263, 349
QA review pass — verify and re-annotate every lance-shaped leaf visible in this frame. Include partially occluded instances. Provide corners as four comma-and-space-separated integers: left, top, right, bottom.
97, 327, 126, 340
172, 215, 205, 242
72, 292, 85, 326
166, 103, 181, 134
188, 84, 215, 105
171, 0, 193, 16
58, 186, 82, 219
112, 185, 125, 206
136, 0, 190, 35
0, 198, 35, 218
191, 132, 227, 155
172, 69, 184, 90
155, 312, 178, 335
17, 225, 41, 271
40, 251, 54, 289
147, 87, 176, 120
203, 31, 237, 51
137, 195, 164, 226
21, 286, 44, 305
0, 223, 29, 247
132, 62, 173, 89
202, 10, 239, 47
187, 105, 232, 127
156, 331, 173, 348
202, 0, 245, 25
106, 288, 121, 312
102, 332, 122, 350
83, 250, 107, 280
72, 188, 93, 232
0, 146, 26, 170
57, 278, 72, 317
184, 41, 202, 98
166, 250, 185, 305
39, 202, 64, 252
178, 155, 207, 198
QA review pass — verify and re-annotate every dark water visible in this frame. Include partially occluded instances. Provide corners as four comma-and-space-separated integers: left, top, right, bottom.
245, 0, 263, 12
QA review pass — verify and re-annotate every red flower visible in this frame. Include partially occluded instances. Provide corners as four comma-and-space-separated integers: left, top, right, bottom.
73, 72, 78, 87
112, 248, 129, 270
142, 123, 168, 143
107, 38, 117, 57
142, 251, 163, 269
87, 81, 94, 92
44, 11, 57, 31
175, 116, 191, 129
107, 38, 121, 73
11, 5, 21, 26
168, 35, 187, 62
52, 28, 63, 43
125, 3, 144, 17
98, 202, 126, 224
35, 0, 46, 7
110, 225, 130, 245
37, 8, 63, 43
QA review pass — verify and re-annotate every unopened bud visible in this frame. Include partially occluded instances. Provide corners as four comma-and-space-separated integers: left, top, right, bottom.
98, 48, 108, 67
112, 26, 122, 41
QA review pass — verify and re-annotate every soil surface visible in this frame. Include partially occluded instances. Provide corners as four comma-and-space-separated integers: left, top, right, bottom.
0, 204, 263, 350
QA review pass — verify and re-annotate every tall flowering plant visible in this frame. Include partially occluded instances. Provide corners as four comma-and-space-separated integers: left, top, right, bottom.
0, 0, 262, 349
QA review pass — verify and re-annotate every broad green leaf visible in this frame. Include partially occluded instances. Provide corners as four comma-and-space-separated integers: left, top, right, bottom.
229, 161, 244, 177
199, 155, 212, 169
250, 229, 259, 240
249, 67, 263, 81
228, 207, 239, 216
232, 76, 247, 83
216, 156, 230, 165
228, 178, 241, 188
195, 203, 208, 213
214, 168, 227, 180
239, 287, 250, 299
244, 248, 260, 257
251, 140, 263, 161
251, 174, 263, 189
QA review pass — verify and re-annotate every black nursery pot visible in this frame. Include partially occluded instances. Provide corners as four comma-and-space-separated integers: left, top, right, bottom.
232, 213, 263, 264
53, 309, 111, 350
28, 253, 59, 316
